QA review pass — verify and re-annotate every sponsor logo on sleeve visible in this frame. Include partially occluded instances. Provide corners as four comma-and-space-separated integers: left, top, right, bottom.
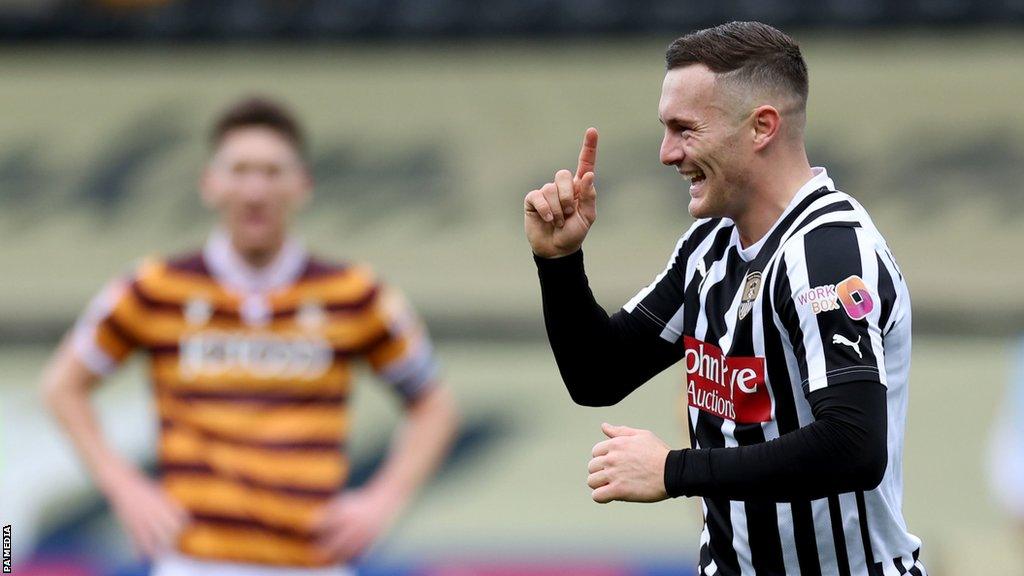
684, 336, 771, 423
795, 275, 875, 320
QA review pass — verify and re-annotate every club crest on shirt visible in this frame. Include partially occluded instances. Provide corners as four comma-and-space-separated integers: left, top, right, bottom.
297, 300, 326, 331
184, 298, 213, 326
737, 271, 762, 320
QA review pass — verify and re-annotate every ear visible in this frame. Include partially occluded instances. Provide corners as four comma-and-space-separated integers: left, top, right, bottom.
750, 105, 782, 151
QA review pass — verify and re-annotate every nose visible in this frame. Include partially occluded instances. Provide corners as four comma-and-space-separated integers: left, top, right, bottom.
660, 131, 683, 167
238, 171, 275, 202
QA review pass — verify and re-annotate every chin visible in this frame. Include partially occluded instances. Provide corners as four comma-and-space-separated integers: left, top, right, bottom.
233, 229, 279, 254
688, 198, 716, 219
688, 189, 729, 220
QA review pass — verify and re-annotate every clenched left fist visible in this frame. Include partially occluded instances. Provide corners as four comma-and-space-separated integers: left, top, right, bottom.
587, 422, 672, 504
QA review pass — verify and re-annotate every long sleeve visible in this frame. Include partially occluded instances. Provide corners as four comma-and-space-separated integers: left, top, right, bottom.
664, 380, 888, 502
535, 250, 683, 407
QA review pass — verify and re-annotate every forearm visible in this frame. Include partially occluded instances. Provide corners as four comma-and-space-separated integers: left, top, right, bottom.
535, 250, 679, 406
665, 382, 888, 502
363, 384, 458, 505
41, 342, 136, 491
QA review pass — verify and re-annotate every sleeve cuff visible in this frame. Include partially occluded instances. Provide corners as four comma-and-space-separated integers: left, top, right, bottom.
664, 448, 713, 498
533, 249, 584, 275
71, 325, 119, 377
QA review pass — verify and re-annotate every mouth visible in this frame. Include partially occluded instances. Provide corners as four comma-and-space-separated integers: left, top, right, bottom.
681, 168, 707, 193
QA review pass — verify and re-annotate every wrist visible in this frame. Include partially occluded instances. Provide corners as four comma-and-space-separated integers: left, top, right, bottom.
363, 482, 410, 516
532, 246, 582, 260
94, 457, 137, 494
532, 245, 581, 259
664, 448, 713, 498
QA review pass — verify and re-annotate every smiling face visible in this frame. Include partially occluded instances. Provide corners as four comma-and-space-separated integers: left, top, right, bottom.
201, 126, 311, 260
658, 64, 754, 220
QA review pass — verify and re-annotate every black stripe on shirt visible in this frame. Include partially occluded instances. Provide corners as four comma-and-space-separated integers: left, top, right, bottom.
683, 224, 735, 337
877, 252, 897, 336
856, 490, 882, 576
828, 495, 853, 576
763, 262, 824, 576
727, 264, 786, 575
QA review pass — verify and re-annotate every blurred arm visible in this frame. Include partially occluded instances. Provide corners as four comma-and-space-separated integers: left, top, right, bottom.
314, 382, 459, 562
364, 383, 459, 508
40, 335, 186, 557
664, 381, 888, 502
41, 336, 136, 493
536, 250, 683, 407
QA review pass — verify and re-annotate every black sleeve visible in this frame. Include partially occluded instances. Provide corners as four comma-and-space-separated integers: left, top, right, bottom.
664, 380, 888, 502
535, 250, 683, 407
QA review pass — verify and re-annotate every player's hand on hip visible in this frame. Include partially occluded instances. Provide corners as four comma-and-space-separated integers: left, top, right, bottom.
525, 127, 599, 258
587, 422, 671, 504
101, 463, 189, 558
313, 488, 400, 563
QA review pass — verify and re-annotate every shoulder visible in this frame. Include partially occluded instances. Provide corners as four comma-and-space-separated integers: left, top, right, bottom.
165, 250, 209, 276
125, 249, 210, 284
779, 191, 885, 263
291, 253, 381, 304
131, 247, 221, 291
663, 217, 728, 264
682, 217, 727, 247
299, 254, 352, 281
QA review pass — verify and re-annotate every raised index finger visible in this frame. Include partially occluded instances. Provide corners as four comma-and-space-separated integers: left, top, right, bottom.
576, 127, 599, 177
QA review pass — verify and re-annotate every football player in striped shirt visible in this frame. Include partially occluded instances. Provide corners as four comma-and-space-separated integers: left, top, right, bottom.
525, 22, 926, 576
42, 97, 458, 575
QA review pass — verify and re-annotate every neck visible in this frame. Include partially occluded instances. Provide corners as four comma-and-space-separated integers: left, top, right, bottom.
733, 150, 813, 249
230, 234, 285, 269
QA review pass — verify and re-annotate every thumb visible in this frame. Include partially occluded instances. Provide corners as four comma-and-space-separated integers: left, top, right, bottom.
602, 422, 637, 438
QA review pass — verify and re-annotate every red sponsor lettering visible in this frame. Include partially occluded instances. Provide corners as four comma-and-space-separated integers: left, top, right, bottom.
683, 336, 771, 423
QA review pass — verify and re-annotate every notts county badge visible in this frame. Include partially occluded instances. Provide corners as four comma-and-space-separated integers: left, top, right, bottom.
738, 271, 762, 320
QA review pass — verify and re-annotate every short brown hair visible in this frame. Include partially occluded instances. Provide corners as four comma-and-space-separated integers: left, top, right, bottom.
210, 96, 307, 158
666, 21, 808, 110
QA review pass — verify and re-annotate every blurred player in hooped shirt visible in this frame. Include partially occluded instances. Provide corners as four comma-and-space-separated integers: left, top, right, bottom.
41, 96, 459, 575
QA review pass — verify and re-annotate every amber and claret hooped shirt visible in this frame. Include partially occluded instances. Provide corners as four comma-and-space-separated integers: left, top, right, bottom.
72, 231, 439, 567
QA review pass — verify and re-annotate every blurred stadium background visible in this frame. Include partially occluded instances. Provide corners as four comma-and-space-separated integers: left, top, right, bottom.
2, 1, 1023, 575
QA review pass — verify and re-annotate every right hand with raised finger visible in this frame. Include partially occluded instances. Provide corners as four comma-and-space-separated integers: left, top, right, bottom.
525, 127, 599, 259
99, 462, 189, 559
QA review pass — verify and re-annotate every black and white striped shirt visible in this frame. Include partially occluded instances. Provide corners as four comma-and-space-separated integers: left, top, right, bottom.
623, 168, 925, 576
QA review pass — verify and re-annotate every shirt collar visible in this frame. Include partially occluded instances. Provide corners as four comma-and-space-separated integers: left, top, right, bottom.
202, 228, 308, 294
736, 167, 836, 261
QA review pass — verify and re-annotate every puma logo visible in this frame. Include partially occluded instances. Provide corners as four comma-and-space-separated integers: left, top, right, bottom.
831, 333, 862, 359
696, 259, 710, 293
